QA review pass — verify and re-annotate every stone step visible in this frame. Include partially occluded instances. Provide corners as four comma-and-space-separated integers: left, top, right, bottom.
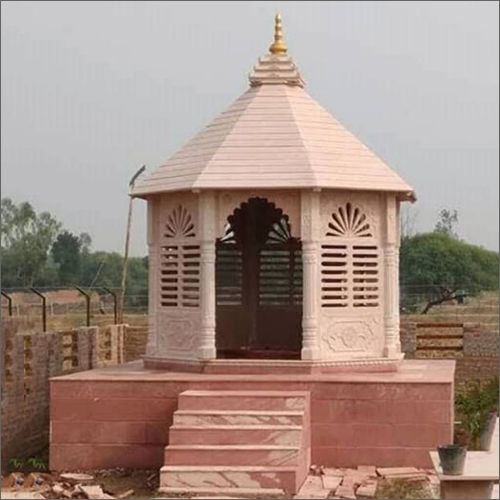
173, 409, 304, 426
158, 486, 285, 498
178, 390, 307, 411
169, 424, 302, 446
164, 444, 301, 466
160, 465, 302, 495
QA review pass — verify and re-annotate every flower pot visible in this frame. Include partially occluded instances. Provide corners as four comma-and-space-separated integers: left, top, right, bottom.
480, 412, 497, 451
437, 444, 467, 475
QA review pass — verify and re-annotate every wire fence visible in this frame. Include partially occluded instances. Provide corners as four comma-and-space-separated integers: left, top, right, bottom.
0, 286, 148, 331
1, 284, 498, 331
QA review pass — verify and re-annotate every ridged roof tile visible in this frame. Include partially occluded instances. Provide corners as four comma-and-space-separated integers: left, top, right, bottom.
132, 23, 414, 200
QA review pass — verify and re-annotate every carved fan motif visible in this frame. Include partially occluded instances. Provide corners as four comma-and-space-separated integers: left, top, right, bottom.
165, 205, 195, 238
326, 203, 372, 238
220, 222, 236, 244
266, 218, 292, 244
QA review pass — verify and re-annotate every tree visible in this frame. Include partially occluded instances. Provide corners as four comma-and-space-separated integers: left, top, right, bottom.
400, 232, 499, 314
51, 231, 82, 285
400, 205, 418, 240
1, 198, 61, 287
434, 208, 458, 238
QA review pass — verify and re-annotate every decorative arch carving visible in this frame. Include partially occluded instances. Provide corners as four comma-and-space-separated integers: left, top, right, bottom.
165, 205, 196, 239
217, 191, 300, 240
326, 202, 372, 238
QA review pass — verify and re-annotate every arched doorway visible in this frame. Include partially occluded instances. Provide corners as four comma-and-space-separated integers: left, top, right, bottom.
216, 198, 302, 359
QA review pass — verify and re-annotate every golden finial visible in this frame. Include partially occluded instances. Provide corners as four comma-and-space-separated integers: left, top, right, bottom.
269, 13, 287, 55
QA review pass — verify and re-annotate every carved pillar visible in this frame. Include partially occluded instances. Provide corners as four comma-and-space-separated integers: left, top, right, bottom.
301, 190, 321, 360
383, 195, 401, 357
145, 197, 159, 357
198, 190, 217, 360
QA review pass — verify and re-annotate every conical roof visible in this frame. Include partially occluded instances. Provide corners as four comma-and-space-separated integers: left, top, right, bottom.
132, 16, 414, 200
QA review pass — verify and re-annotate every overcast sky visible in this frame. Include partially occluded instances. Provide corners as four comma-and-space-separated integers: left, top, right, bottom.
2, 1, 498, 255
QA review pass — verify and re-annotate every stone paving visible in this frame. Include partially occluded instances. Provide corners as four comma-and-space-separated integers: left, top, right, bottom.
4, 465, 497, 499
293, 465, 439, 499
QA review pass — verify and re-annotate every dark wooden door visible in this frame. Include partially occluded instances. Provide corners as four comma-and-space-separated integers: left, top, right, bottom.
216, 198, 302, 358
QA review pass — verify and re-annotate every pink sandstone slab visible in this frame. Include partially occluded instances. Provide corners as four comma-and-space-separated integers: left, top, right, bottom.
357, 465, 377, 476
321, 475, 342, 491
356, 480, 378, 498
294, 476, 330, 499
335, 483, 357, 499
50, 360, 455, 471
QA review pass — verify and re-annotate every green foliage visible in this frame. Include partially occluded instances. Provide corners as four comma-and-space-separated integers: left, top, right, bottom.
9, 458, 24, 470
455, 377, 499, 449
434, 208, 459, 238
376, 478, 434, 499
51, 231, 83, 285
1, 199, 148, 305
8, 456, 47, 471
400, 232, 499, 312
1, 198, 61, 286
26, 457, 47, 471
80, 250, 148, 305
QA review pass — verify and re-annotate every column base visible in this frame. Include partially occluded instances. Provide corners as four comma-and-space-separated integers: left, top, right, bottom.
197, 346, 217, 360
301, 346, 320, 360
383, 346, 404, 359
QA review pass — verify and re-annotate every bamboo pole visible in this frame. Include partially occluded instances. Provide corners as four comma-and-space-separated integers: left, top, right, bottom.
118, 165, 146, 323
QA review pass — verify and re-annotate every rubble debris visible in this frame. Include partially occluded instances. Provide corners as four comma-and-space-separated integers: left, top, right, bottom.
51, 484, 65, 497
356, 479, 377, 498
116, 489, 134, 499
335, 481, 357, 499
309, 464, 322, 476
322, 467, 344, 477
5, 473, 24, 488
357, 465, 377, 477
321, 475, 342, 491
294, 476, 329, 499
59, 473, 94, 485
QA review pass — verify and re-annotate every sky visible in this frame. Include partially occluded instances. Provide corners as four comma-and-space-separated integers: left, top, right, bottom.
2, 1, 498, 255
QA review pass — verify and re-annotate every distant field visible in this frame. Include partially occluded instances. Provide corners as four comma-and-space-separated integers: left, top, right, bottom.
403, 290, 499, 332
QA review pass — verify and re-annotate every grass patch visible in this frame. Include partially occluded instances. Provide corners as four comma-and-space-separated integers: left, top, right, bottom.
375, 478, 435, 499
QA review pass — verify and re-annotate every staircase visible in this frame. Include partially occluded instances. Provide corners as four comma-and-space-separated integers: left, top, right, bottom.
160, 390, 311, 497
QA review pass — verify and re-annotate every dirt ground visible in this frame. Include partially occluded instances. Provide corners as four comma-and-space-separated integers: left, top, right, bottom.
1, 468, 161, 499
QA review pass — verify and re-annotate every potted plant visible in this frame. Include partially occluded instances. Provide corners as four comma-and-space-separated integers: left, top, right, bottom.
437, 444, 467, 475
479, 409, 498, 451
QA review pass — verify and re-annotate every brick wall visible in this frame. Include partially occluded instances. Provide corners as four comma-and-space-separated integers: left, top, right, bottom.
123, 326, 148, 362
1, 318, 125, 464
400, 320, 498, 388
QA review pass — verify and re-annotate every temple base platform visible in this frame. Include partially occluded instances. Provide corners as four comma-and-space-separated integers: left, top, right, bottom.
50, 359, 455, 477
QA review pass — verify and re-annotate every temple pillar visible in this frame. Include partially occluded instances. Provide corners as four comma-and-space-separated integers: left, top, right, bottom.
145, 197, 159, 356
383, 195, 401, 357
300, 189, 321, 360
198, 190, 217, 360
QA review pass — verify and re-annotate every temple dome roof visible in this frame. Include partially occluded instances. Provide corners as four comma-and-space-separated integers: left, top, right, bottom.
132, 15, 414, 201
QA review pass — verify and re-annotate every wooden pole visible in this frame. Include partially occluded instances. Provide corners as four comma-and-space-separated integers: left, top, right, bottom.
118, 165, 146, 324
